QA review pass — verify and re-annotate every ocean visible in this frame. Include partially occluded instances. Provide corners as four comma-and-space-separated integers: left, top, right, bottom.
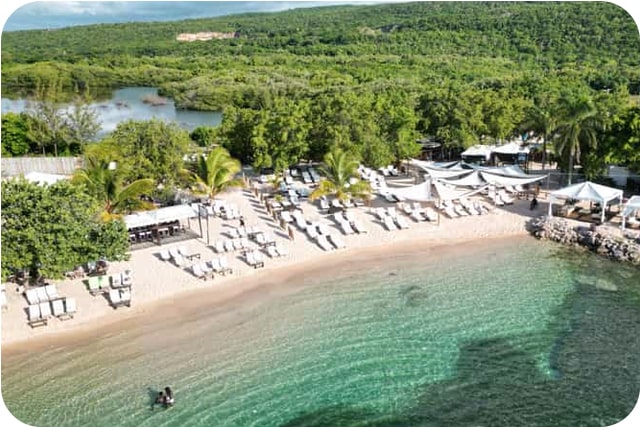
2, 236, 640, 426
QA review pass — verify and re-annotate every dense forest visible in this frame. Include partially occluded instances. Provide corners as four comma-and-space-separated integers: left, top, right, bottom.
2, 2, 640, 172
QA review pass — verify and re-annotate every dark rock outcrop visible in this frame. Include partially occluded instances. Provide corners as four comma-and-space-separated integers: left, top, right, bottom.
528, 216, 640, 266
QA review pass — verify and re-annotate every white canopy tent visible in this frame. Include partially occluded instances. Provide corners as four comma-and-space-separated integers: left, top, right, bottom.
461, 145, 495, 162
547, 181, 624, 223
493, 142, 530, 155
621, 196, 640, 230
480, 171, 546, 187
123, 204, 198, 230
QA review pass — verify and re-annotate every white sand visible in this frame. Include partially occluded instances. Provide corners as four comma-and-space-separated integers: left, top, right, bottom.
1, 186, 545, 350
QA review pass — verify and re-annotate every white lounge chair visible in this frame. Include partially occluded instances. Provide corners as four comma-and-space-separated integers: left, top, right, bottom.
328, 234, 346, 249
200, 262, 213, 278
395, 216, 410, 229
224, 239, 235, 252
274, 243, 288, 257
173, 254, 186, 267
233, 238, 244, 251
425, 207, 439, 222
25, 288, 40, 305
52, 299, 65, 318
64, 298, 77, 318
120, 289, 132, 306
159, 249, 171, 261
192, 263, 207, 280
443, 205, 458, 218
340, 221, 355, 235
306, 225, 319, 240
39, 301, 52, 319
281, 211, 293, 223
111, 273, 122, 288
28, 304, 47, 327
351, 220, 368, 233
266, 245, 280, 258
383, 216, 398, 231
316, 234, 333, 251
169, 247, 181, 260
209, 258, 222, 275
44, 284, 60, 300
219, 256, 233, 275
246, 251, 264, 268
36, 287, 49, 303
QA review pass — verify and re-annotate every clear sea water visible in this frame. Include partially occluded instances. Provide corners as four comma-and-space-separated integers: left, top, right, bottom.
2, 237, 640, 427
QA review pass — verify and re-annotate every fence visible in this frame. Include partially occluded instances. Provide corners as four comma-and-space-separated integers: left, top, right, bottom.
1, 157, 82, 178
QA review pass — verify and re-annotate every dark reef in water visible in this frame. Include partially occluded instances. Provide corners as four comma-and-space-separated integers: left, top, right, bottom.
279, 279, 640, 427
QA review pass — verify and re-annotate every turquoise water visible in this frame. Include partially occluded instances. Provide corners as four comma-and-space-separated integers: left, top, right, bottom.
2, 237, 640, 427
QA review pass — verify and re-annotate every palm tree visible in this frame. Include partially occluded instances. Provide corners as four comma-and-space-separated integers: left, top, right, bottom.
192, 147, 244, 198
72, 156, 155, 221
554, 98, 603, 185
310, 148, 372, 202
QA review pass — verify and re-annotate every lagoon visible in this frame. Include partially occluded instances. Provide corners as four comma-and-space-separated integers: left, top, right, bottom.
1, 87, 223, 137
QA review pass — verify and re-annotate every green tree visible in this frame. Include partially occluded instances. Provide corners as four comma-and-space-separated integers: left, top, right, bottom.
1, 179, 129, 281
554, 96, 604, 184
192, 146, 244, 198
1, 112, 31, 156
190, 126, 218, 147
310, 148, 372, 202
71, 155, 155, 221
106, 119, 191, 185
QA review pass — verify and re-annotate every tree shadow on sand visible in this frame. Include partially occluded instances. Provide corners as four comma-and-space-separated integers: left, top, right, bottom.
278, 282, 640, 427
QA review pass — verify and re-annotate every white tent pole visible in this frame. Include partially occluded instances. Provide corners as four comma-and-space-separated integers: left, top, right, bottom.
601, 199, 606, 223
548, 195, 554, 217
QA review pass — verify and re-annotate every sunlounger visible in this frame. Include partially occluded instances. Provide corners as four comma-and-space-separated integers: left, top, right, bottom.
36, 287, 49, 303
328, 234, 346, 249
28, 304, 47, 327
44, 284, 61, 301
191, 263, 207, 280
351, 220, 368, 233
383, 216, 398, 231
218, 256, 233, 275
51, 299, 66, 318
395, 216, 410, 229
159, 249, 171, 261
39, 301, 53, 320
25, 288, 40, 305
316, 234, 333, 251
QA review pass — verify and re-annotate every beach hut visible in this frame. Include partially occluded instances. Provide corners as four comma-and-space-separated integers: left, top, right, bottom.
621, 196, 640, 230
547, 181, 624, 223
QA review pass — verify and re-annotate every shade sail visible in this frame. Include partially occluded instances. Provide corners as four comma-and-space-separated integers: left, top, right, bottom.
433, 180, 488, 201
548, 181, 624, 223
387, 181, 432, 202
410, 159, 472, 179
480, 171, 546, 187
443, 170, 487, 187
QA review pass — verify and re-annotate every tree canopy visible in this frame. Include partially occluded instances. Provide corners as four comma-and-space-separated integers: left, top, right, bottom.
1, 179, 129, 281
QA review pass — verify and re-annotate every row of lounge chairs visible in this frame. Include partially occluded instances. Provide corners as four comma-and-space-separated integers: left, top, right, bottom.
191, 256, 233, 279
439, 199, 489, 219
211, 238, 251, 253
399, 202, 438, 222
305, 222, 347, 251
332, 211, 368, 234
28, 297, 77, 327
487, 188, 514, 206
265, 243, 288, 258
160, 246, 201, 267
25, 284, 62, 305
372, 207, 410, 231
199, 201, 241, 220
86, 271, 132, 296
227, 225, 260, 239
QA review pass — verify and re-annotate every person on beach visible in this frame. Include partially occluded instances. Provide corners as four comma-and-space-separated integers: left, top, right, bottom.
154, 391, 164, 405
239, 216, 246, 227
163, 386, 175, 407
530, 196, 538, 210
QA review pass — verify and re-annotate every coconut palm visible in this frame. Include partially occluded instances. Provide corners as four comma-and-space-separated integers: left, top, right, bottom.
72, 156, 155, 221
310, 148, 372, 202
192, 147, 244, 198
554, 98, 603, 185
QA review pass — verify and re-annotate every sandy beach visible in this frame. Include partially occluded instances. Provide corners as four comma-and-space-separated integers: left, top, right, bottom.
1, 183, 544, 352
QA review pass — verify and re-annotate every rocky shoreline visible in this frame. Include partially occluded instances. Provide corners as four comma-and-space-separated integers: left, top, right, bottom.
528, 216, 640, 266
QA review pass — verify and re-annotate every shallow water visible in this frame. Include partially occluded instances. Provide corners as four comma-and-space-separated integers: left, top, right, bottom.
2, 237, 640, 427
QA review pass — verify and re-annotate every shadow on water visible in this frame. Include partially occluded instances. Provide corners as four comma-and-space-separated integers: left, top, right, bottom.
278, 279, 640, 427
